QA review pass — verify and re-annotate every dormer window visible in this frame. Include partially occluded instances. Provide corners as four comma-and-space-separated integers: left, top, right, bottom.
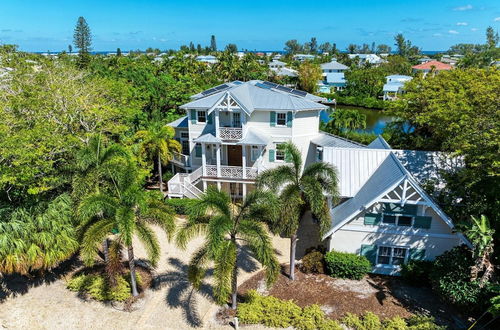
197, 111, 207, 123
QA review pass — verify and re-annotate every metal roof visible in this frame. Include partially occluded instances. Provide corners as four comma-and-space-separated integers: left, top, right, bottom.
311, 132, 366, 149
193, 133, 222, 144
271, 67, 298, 77
383, 82, 403, 92
167, 116, 188, 128
321, 61, 348, 71
386, 75, 412, 80
237, 128, 269, 146
367, 135, 391, 149
180, 80, 328, 113
325, 72, 346, 84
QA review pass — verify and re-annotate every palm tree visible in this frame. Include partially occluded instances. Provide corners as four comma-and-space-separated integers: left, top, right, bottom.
134, 120, 181, 194
467, 215, 495, 286
78, 161, 176, 296
256, 141, 339, 280
176, 187, 279, 309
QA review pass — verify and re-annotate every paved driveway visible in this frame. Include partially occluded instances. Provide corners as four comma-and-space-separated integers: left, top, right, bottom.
0, 219, 290, 329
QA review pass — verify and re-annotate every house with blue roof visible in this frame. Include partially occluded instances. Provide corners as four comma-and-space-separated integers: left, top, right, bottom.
167, 81, 468, 275
383, 75, 412, 101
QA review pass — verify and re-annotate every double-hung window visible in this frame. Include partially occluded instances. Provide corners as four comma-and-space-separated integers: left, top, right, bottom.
275, 143, 285, 161
251, 146, 260, 161
377, 246, 408, 266
197, 111, 206, 123
276, 112, 287, 126
181, 140, 190, 155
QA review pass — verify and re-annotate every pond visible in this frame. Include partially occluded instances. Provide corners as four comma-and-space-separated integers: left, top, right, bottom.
320, 106, 396, 135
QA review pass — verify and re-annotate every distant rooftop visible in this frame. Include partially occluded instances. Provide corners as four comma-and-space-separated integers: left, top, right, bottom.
412, 60, 452, 71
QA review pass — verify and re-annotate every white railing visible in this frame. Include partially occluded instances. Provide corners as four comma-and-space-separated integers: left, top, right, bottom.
171, 152, 190, 167
203, 165, 258, 179
246, 168, 258, 179
220, 166, 244, 178
167, 173, 184, 195
205, 165, 218, 177
219, 127, 243, 140
188, 167, 203, 183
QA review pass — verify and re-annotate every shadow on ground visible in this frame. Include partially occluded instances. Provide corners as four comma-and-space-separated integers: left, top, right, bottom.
0, 255, 81, 303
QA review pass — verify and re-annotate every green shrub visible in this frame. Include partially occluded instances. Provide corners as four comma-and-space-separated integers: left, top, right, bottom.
341, 313, 443, 330
301, 250, 325, 274
383, 316, 408, 330
400, 260, 434, 287
238, 290, 342, 330
67, 272, 141, 302
429, 245, 492, 312
406, 315, 445, 330
324, 250, 371, 280
342, 312, 382, 330
164, 198, 196, 215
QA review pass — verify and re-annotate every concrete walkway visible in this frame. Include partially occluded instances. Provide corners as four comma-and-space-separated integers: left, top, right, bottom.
0, 218, 290, 330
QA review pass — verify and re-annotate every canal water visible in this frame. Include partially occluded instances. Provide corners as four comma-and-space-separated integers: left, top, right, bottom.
320, 106, 395, 135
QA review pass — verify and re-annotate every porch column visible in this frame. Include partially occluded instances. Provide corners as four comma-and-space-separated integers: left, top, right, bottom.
201, 143, 207, 176
202, 180, 207, 191
216, 144, 221, 178
217, 181, 222, 191
215, 109, 220, 138
242, 145, 247, 179
242, 183, 247, 198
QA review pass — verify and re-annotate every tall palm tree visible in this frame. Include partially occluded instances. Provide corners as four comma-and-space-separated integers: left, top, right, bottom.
256, 141, 339, 280
134, 120, 181, 194
467, 215, 495, 286
176, 187, 279, 309
78, 161, 176, 296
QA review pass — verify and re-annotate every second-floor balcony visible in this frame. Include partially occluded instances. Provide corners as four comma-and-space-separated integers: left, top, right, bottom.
218, 127, 243, 140
205, 165, 258, 180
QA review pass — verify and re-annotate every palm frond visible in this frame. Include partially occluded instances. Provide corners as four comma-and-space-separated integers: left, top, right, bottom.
81, 218, 115, 266
176, 220, 209, 250
187, 243, 211, 290
212, 240, 237, 305
135, 221, 161, 267
256, 165, 296, 191
116, 206, 136, 247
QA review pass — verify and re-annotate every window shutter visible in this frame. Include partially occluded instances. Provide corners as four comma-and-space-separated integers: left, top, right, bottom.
286, 112, 293, 127
190, 109, 197, 124
270, 111, 276, 127
409, 248, 426, 260
413, 216, 432, 229
360, 244, 377, 265
364, 213, 381, 225
403, 204, 418, 215
207, 112, 213, 125
269, 149, 275, 162
195, 144, 202, 157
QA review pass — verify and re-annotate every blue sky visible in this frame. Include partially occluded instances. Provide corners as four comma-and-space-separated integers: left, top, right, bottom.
1, 1, 499, 52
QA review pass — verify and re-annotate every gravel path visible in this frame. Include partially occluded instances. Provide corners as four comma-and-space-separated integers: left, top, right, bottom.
0, 218, 290, 330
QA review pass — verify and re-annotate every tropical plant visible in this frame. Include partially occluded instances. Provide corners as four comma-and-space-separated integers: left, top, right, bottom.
324, 108, 366, 135
134, 119, 181, 193
298, 61, 322, 93
467, 215, 496, 286
78, 161, 176, 296
176, 187, 279, 309
0, 194, 79, 274
256, 141, 339, 280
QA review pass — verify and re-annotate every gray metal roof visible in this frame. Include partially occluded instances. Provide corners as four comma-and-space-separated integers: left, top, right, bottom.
271, 67, 298, 77
167, 116, 188, 128
383, 82, 403, 92
329, 153, 406, 231
321, 61, 348, 71
367, 135, 391, 149
311, 132, 366, 149
193, 133, 222, 144
180, 81, 328, 113
237, 129, 269, 146
325, 72, 346, 84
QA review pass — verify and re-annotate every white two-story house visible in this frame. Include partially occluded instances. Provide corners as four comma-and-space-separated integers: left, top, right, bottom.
167, 81, 469, 275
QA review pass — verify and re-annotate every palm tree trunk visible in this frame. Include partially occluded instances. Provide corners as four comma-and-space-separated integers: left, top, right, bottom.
157, 151, 164, 193
128, 245, 139, 297
231, 262, 238, 309
289, 234, 298, 280
102, 238, 109, 262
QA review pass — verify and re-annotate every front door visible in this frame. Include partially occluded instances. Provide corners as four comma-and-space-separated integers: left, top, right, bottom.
227, 145, 242, 166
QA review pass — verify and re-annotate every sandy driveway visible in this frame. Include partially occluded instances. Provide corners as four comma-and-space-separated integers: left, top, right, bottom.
0, 218, 290, 330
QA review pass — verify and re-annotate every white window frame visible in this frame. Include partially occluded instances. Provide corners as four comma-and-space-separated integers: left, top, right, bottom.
276, 112, 287, 127
251, 146, 260, 161
376, 245, 408, 267
381, 213, 415, 227
275, 143, 285, 162
197, 111, 207, 123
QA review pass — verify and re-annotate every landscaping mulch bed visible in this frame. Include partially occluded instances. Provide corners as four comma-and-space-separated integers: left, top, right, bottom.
238, 264, 466, 328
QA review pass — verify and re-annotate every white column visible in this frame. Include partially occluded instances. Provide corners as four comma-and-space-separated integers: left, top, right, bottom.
242, 145, 247, 179
216, 144, 221, 178
215, 109, 220, 138
202, 180, 207, 191
201, 143, 207, 176
217, 181, 222, 191
242, 183, 247, 198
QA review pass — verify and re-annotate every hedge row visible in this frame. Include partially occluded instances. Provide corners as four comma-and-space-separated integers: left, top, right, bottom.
164, 198, 196, 215
324, 250, 372, 280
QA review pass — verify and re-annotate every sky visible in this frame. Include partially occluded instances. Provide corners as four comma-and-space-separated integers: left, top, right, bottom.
1, 1, 499, 52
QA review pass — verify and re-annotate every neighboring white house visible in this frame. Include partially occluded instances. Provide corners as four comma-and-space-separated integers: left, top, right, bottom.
269, 60, 298, 78
268, 60, 286, 69
167, 81, 468, 275
293, 54, 316, 62
318, 60, 349, 93
348, 54, 385, 66
382, 75, 412, 101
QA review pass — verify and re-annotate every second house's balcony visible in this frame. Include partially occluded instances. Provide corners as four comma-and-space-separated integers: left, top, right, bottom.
205, 165, 258, 180
218, 127, 243, 140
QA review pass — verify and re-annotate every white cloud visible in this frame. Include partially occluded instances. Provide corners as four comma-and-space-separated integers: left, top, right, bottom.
494, 17, 500, 22
448, 30, 459, 34
456, 22, 468, 26
453, 4, 473, 11
471, 28, 479, 32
